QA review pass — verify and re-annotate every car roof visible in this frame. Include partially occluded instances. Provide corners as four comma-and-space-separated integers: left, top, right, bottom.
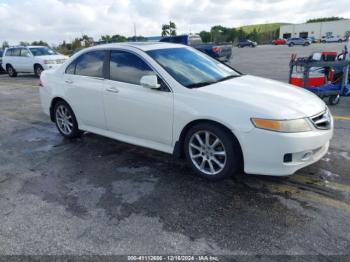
7, 45, 48, 49
90, 42, 184, 51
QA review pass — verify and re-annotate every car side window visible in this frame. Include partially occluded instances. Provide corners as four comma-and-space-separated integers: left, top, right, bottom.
5, 49, 13, 56
65, 62, 76, 74
12, 48, 21, 56
75, 51, 106, 78
109, 50, 154, 85
20, 48, 30, 57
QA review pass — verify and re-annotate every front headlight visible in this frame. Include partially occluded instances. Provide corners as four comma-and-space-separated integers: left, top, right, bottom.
43, 60, 56, 64
251, 118, 312, 133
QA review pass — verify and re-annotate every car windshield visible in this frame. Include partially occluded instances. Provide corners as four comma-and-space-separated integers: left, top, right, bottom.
29, 47, 57, 56
147, 47, 240, 88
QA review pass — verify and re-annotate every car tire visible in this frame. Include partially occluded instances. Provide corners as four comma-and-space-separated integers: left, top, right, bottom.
289, 43, 294, 47
54, 101, 83, 139
328, 95, 340, 106
184, 123, 242, 181
7, 65, 17, 77
321, 40, 326, 43
304, 42, 310, 46
34, 65, 44, 78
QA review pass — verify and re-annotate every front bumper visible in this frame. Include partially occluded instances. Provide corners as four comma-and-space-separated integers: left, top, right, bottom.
238, 127, 333, 176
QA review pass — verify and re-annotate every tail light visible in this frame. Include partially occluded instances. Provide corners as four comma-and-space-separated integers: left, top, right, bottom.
327, 68, 335, 82
212, 46, 221, 54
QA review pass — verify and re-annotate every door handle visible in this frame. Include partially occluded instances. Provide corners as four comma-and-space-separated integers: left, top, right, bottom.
106, 87, 119, 93
65, 80, 73, 84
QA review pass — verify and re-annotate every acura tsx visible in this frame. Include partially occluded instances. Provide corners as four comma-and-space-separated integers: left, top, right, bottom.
39, 42, 333, 180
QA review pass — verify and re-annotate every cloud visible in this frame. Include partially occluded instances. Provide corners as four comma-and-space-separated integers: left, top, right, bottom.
0, 0, 349, 45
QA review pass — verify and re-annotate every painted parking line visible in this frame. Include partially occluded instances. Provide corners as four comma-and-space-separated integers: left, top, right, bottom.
333, 116, 350, 121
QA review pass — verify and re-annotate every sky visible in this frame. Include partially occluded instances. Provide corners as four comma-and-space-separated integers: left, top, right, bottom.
0, 0, 350, 45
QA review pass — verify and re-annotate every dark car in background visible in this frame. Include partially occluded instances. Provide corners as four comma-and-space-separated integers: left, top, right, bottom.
287, 37, 311, 47
237, 39, 257, 48
160, 34, 232, 61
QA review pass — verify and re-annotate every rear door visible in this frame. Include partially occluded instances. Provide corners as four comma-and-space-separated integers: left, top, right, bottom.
10, 48, 21, 71
63, 50, 107, 129
18, 48, 33, 72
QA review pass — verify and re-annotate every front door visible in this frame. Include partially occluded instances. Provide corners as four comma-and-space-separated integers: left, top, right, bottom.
103, 50, 173, 146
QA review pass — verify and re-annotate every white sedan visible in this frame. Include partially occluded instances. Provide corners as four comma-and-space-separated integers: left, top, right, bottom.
39, 42, 333, 180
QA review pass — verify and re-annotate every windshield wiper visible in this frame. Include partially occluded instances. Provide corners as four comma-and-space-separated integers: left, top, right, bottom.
186, 81, 216, 88
186, 75, 240, 88
215, 75, 241, 83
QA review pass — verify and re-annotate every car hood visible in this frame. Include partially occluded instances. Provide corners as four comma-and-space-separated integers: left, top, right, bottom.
197, 75, 326, 119
36, 55, 66, 60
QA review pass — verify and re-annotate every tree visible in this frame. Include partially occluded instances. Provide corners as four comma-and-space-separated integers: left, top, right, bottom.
71, 38, 82, 50
199, 31, 211, 43
161, 24, 170, 36
80, 34, 94, 47
31, 40, 48, 46
249, 28, 258, 42
2, 41, 9, 49
100, 35, 112, 43
57, 40, 70, 55
227, 28, 237, 43
19, 41, 30, 46
161, 21, 176, 36
238, 27, 246, 40
169, 21, 176, 36
306, 17, 345, 23
110, 34, 127, 42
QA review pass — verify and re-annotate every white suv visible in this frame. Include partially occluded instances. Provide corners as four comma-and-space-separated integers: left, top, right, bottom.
2, 46, 67, 77
321, 36, 343, 43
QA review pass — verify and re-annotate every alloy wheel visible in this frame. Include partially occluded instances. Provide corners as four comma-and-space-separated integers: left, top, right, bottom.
188, 130, 227, 175
55, 105, 73, 135
8, 67, 14, 76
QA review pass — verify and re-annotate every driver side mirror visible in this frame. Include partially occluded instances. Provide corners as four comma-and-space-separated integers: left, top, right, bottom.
140, 75, 160, 89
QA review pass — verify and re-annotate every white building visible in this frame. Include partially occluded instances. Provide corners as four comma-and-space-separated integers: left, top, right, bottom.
280, 20, 350, 40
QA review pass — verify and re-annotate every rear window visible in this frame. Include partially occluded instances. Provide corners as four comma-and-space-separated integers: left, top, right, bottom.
75, 51, 106, 78
65, 61, 76, 74
6, 48, 21, 56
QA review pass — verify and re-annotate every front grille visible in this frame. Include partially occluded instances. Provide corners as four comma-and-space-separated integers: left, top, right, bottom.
310, 110, 331, 130
56, 59, 66, 64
